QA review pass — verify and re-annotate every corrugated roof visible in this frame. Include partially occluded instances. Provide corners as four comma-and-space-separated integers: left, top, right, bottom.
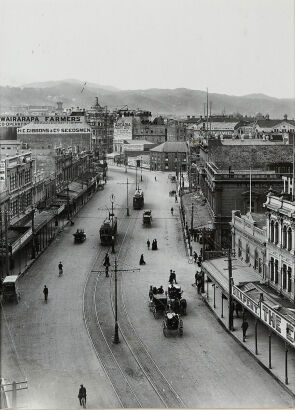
150, 142, 187, 153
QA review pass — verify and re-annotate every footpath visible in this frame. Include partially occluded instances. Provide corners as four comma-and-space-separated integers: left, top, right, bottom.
178, 186, 295, 399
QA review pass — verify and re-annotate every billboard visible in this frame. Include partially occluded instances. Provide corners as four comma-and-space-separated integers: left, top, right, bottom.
0, 115, 85, 127
114, 117, 133, 141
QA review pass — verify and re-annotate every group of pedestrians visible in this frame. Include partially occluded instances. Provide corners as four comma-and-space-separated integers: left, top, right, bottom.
42, 261, 64, 302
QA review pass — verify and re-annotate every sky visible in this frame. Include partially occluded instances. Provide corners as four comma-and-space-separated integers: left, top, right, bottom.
0, 0, 294, 98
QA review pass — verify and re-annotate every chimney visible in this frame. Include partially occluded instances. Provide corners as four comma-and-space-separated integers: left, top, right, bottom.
265, 114, 270, 120
57, 101, 63, 111
284, 114, 288, 120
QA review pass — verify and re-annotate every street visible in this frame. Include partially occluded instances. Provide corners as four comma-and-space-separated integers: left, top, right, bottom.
2, 166, 294, 408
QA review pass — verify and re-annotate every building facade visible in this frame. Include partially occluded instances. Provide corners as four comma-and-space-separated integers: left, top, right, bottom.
150, 142, 187, 172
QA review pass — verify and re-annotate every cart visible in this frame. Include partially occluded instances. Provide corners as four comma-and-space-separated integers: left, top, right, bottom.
73, 229, 86, 243
2, 275, 20, 303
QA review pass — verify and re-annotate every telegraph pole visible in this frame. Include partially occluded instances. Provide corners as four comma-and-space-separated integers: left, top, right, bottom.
31, 208, 36, 259
140, 156, 143, 182
113, 258, 120, 344
191, 203, 194, 233
228, 248, 234, 331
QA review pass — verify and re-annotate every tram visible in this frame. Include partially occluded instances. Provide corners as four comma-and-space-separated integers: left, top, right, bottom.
99, 216, 118, 245
133, 189, 144, 210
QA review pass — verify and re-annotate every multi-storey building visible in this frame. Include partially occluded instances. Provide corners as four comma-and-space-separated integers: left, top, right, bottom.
85, 98, 115, 155
150, 142, 187, 172
264, 193, 295, 302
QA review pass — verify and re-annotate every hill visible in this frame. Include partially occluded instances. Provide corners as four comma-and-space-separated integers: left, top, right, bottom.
0, 80, 294, 118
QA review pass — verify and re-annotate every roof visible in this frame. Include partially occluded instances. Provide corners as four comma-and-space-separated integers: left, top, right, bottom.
3, 275, 18, 283
125, 139, 155, 145
255, 119, 281, 128
150, 142, 187, 153
247, 212, 267, 229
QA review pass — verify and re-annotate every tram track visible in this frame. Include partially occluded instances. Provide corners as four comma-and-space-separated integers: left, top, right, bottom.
83, 171, 185, 408
109, 209, 186, 408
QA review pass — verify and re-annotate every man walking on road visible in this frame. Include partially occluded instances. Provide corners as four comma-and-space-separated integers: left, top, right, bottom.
43, 285, 48, 303
147, 239, 150, 250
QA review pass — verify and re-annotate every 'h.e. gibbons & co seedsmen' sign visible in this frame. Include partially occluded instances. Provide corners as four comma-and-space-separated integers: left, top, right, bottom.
0, 116, 84, 127
232, 285, 295, 347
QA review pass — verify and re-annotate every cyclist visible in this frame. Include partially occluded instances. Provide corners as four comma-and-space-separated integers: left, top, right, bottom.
58, 261, 63, 276
78, 384, 87, 407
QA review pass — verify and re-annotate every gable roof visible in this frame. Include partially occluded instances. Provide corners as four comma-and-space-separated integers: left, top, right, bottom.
150, 141, 187, 153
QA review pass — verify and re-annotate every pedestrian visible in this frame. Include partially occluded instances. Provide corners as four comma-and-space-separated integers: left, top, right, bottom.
195, 271, 199, 286
139, 254, 146, 265
193, 251, 198, 263
147, 239, 150, 250
78, 384, 87, 406
149, 285, 153, 301
175, 195, 178, 203
43, 285, 48, 302
58, 261, 63, 276
241, 319, 249, 341
171, 207, 174, 216
169, 270, 177, 284
155, 176, 157, 181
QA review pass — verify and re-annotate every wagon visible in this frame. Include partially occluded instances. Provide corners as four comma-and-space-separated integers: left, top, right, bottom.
149, 293, 167, 319
163, 311, 183, 337
167, 284, 187, 315
2, 275, 20, 304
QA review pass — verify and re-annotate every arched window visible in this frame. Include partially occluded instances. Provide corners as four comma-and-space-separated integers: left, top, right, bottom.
270, 220, 274, 242
274, 222, 279, 244
282, 225, 287, 248
287, 227, 292, 251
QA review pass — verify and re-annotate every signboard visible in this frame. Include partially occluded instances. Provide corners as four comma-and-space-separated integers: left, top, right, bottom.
0, 115, 85, 127
232, 284, 295, 347
17, 126, 92, 134
113, 118, 133, 141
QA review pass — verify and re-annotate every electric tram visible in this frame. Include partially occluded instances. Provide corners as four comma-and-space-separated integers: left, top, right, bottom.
133, 189, 144, 209
99, 216, 118, 245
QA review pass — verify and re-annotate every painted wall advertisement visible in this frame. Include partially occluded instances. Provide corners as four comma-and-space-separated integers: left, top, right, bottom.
0, 115, 85, 127
232, 285, 295, 347
113, 117, 133, 141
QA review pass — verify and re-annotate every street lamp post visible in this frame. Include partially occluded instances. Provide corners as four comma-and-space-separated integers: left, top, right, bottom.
140, 156, 143, 181
31, 208, 36, 259
113, 258, 120, 344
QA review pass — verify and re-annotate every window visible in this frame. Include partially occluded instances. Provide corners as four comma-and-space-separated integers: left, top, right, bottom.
287, 227, 292, 251
270, 220, 274, 242
254, 249, 258, 269
270, 257, 274, 281
287, 267, 292, 292
245, 244, 250, 263
10, 174, 17, 190
282, 264, 287, 289
274, 222, 279, 244
282, 225, 287, 248
238, 239, 242, 257
274, 259, 279, 283
258, 258, 262, 274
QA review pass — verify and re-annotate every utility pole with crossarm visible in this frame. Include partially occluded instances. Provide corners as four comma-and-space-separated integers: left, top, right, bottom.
92, 258, 140, 344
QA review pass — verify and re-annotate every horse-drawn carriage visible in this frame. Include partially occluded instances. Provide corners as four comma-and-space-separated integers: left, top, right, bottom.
167, 284, 187, 315
143, 210, 152, 226
149, 292, 167, 319
73, 229, 86, 243
163, 311, 183, 337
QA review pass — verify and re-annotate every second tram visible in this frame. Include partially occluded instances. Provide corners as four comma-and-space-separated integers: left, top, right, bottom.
99, 217, 118, 245
133, 189, 144, 209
